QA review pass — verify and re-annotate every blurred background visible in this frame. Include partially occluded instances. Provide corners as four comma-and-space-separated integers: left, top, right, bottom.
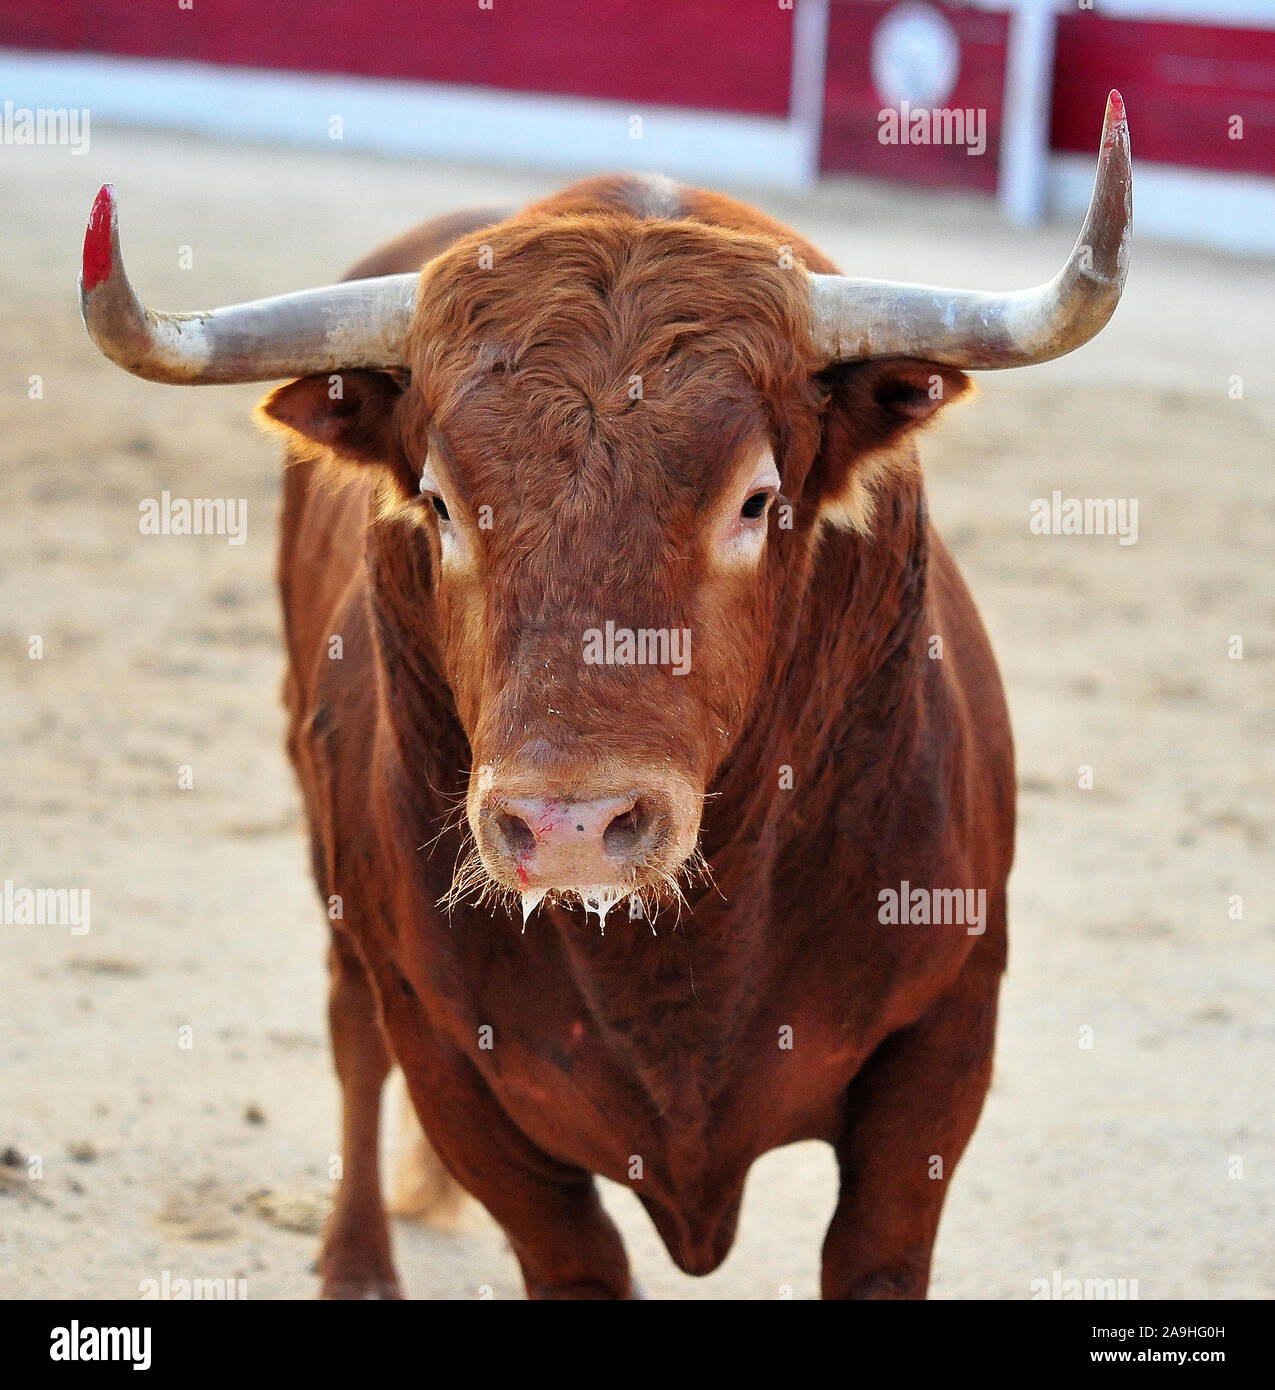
1, 0, 1273, 243
0, 1, 1272, 1299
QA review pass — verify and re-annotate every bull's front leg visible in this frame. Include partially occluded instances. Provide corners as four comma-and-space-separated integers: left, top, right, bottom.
318, 928, 402, 1299
821, 943, 1003, 1299
375, 973, 634, 1300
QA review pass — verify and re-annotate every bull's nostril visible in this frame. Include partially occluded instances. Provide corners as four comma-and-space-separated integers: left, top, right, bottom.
496, 812, 535, 859
603, 804, 644, 857
483, 788, 683, 886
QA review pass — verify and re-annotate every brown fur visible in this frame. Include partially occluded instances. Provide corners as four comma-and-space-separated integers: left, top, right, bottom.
263, 174, 1014, 1299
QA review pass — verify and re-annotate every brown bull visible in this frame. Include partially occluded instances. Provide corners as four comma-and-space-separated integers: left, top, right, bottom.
80, 95, 1131, 1298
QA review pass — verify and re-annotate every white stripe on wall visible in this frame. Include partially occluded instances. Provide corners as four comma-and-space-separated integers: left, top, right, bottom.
1049, 153, 1275, 256
4, 46, 1272, 252
0, 49, 815, 188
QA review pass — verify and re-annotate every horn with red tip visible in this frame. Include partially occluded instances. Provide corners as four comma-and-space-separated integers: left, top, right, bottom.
79, 184, 417, 385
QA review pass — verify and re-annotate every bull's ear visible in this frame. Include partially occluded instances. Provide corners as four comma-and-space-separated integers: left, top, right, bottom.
257, 369, 406, 465
814, 359, 971, 534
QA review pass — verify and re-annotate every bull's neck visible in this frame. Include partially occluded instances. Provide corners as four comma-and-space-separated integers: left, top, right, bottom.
697, 476, 933, 878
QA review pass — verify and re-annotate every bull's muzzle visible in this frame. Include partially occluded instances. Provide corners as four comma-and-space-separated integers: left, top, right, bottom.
471, 772, 702, 905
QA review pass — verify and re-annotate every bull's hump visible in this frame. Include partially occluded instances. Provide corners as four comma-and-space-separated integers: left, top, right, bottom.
621, 172, 687, 220
543, 172, 688, 222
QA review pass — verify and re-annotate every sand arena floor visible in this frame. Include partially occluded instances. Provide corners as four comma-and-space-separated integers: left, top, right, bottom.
1, 127, 1271, 1298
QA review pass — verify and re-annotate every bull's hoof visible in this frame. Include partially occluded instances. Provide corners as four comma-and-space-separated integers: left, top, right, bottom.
320, 1275, 404, 1300
527, 1278, 634, 1300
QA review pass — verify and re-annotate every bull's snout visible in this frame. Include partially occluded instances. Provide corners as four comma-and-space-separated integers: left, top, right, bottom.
471, 773, 701, 898
489, 793, 659, 889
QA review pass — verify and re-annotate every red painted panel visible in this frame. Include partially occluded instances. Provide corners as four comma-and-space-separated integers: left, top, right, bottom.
0, 0, 794, 118
1052, 15, 1275, 177
820, 0, 1008, 191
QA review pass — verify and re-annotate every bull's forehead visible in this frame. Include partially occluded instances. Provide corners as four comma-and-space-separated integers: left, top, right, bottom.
407, 211, 813, 493
429, 357, 767, 511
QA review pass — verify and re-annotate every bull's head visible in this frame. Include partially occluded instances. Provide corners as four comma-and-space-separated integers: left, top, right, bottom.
80, 96, 1131, 924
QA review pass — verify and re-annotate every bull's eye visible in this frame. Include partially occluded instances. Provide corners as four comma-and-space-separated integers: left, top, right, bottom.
740, 490, 771, 521
430, 495, 451, 522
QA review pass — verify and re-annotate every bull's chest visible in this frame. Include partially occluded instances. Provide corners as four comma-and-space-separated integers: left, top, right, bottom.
455, 921, 887, 1198
409, 873, 967, 1244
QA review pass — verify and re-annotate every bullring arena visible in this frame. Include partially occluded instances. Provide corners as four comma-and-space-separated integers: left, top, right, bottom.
1, 116, 1271, 1298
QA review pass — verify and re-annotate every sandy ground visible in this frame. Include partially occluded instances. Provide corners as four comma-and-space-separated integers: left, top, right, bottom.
1, 126, 1272, 1301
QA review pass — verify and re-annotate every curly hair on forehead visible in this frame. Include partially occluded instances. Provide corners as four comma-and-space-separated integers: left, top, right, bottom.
406, 210, 824, 422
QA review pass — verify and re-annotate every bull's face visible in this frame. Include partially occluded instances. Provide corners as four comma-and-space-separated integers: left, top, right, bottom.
418, 424, 776, 914
415, 359, 791, 917
397, 218, 824, 919
261, 215, 969, 920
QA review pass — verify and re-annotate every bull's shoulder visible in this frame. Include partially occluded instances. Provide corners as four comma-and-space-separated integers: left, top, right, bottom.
278, 464, 376, 705
923, 526, 1016, 869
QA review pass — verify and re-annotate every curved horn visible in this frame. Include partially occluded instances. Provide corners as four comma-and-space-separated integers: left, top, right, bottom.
79, 184, 417, 384
809, 90, 1132, 369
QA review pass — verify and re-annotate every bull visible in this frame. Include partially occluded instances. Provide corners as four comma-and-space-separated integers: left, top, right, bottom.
80, 94, 1132, 1299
